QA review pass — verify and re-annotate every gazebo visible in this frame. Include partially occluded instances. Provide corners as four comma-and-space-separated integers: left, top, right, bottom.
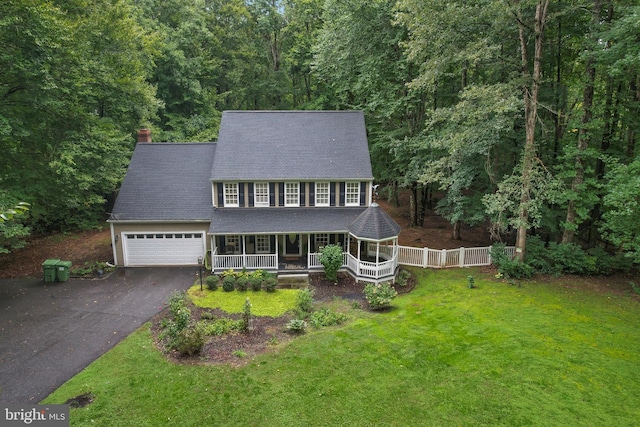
344, 203, 401, 282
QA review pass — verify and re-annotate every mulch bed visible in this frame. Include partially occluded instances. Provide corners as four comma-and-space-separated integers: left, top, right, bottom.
153, 270, 416, 367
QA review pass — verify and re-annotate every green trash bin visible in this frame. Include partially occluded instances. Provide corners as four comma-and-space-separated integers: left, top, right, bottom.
56, 260, 73, 282
43, 259, 60, 283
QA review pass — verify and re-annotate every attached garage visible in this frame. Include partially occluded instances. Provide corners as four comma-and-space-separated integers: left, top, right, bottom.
121, 232, 206, 266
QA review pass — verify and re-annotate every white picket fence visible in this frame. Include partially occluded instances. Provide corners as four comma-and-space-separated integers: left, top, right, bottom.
397, 245, 515, 269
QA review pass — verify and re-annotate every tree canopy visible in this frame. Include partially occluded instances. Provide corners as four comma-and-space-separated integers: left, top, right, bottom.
1, 0, 638, 267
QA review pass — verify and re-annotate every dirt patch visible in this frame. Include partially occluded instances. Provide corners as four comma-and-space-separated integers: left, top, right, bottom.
0, 229, 113, 279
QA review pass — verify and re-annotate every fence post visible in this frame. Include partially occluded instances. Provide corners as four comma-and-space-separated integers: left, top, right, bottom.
459, 247, 465, 267
440, 249, 447, 267
422, 247, 428, 268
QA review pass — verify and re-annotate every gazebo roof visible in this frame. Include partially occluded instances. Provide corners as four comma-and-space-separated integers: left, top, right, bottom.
348, 203, 401, 241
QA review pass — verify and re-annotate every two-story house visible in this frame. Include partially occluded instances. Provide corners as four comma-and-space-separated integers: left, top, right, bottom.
108, 110, 400, 282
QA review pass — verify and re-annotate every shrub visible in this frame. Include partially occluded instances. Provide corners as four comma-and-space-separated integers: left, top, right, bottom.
396, 269, 412, 287
263, 274, 277, 292
205, 275, 219, 291
173, 322, 205, 356
286, 319, 307, 333
318, 244, 343, 282
201, 317, 243, 336
241, 298, 252, 331
222, 275, 236, 292
308, 308, 348, 328
547, 242, 595, 275
296, 288, 315, 316
467, 275, 475, 289
236, 275, 249, 292
491, 244, 534, 279
249, 275, 262, 291
363, 282, 397, 310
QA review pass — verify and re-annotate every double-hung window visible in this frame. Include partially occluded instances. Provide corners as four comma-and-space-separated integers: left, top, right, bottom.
315, 233, 329, 250
315, 182, 329, 206
254, 182, 269, 207
224, 183, 239, 207
255, 235, 270, 253
285, 182, 299, 207
345, 182, 360, 206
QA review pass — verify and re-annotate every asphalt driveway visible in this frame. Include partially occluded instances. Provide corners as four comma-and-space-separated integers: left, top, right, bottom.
0, 267, 196, 404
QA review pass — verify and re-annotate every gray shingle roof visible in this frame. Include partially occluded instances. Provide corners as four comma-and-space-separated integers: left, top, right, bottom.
348, 203, 401, 240
211, 111, 373, 181
109, 143, 216, 221
209, 207, 367, 234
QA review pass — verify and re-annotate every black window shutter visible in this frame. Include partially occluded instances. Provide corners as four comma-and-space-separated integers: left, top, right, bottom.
329, 234, 335, 244
239, 183, 245, 207
339, 182, 346, 206
270, 235, 276, 249
248, 183, 254, 207
309, 182, 315, 207
300, 182, 306, 206
269, 183, 275, 206
217, 183, 224, 206
330, 182, 336, 206
279, 182, 285, 206
360, 182, 366, 206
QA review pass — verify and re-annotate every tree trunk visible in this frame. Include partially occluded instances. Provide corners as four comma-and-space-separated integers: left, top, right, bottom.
452, 221, 461, 240
514, 0, 549, 262
562, 1, 601, 244
408, 183, 418, 227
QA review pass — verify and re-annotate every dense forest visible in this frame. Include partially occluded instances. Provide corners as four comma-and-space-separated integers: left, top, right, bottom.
1, 0, 639, 270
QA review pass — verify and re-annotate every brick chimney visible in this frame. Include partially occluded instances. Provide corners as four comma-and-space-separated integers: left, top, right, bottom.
137, 128, 151, 143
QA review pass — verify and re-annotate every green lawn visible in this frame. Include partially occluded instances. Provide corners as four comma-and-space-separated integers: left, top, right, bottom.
43, 268, 640, 426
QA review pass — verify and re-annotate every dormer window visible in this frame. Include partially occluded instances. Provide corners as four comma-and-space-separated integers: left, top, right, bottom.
224, 183, 239, 207
285, 182, 299, 207
315, 182, 329, 206
345, 182, 360, 206
254, 182, 269, 207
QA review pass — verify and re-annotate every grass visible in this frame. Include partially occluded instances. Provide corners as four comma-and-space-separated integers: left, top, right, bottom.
187, 285, 299, 316
43, 268, 640, 426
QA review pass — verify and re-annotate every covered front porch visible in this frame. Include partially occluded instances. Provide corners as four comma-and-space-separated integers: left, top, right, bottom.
210, 233, 398, 282
208, 204, 401, 282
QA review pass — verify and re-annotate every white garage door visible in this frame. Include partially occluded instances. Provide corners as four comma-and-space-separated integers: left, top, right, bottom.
123, 232, 205, 266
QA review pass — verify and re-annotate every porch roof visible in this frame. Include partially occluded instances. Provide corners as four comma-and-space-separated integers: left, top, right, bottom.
208, 207, 367, 234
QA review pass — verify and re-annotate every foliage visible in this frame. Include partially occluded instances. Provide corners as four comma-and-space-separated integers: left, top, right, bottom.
285, 318, 308, 333
490, 244, 534, 279
241, 297, 252, 332
318, 244, 343, 282
296, 288, 315, 316
467, 276, 475, 289
205, 275, 219, 291
263, 275, 278, 292
70, 261, 115, 277
363, 282, 397, 310
600, 158, 640, 263
222, 275, 236, 292
249, 275, 262, 291
160, 292, 196, 353
395, 269, 412, 287
308, 307, 348, 328
236, 275, 249, 292
200, 316, 243, 337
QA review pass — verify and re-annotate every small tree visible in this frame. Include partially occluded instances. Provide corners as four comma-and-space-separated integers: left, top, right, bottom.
318, 244, 343, 282
241, 297, 252, 332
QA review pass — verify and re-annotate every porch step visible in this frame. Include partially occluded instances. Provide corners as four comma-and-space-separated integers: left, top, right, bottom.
276, 273, 309, 289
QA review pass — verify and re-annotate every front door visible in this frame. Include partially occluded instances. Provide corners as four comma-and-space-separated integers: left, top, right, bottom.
284, 234, 300, 256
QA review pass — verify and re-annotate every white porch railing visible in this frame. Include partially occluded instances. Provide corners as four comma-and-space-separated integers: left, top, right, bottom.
396, 245, 515, 269
212, 254, 277, 271
308, 252, 397, 281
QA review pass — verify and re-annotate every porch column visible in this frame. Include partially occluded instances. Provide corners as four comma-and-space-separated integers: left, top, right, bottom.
307, 234, 311, 269
242, 235, 246, 268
